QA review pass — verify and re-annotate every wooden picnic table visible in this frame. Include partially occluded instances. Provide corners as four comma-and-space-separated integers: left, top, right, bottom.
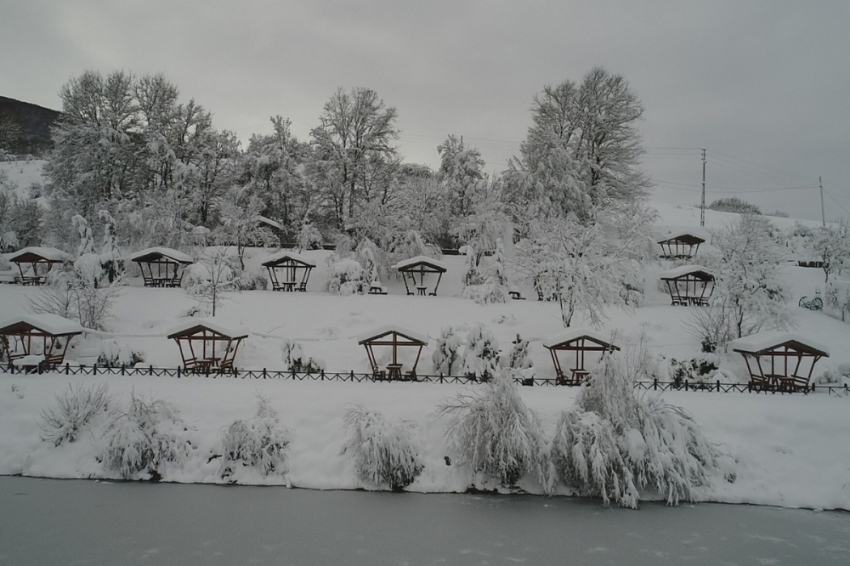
415, 285, 428, 296
386, 363, 404, 380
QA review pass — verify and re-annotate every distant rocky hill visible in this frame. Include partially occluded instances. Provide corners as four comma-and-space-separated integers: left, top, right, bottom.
0, 96, 61, 156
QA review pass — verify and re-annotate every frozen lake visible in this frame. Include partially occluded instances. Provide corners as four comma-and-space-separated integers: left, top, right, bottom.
1, 477, 848, 566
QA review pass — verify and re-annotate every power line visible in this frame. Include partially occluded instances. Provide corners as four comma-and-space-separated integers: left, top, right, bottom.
824, 190, 850, 216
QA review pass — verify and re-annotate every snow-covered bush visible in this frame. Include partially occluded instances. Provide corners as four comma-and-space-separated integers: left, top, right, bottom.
505, 334, 533, 371
102, 393, 194, 481
439, 370, 546, 487
326, 258, 366, 295
40, 383, 112, 447
297, 222, 324, 251
684, 305, 736, 353
185, 249, 237, 317
549, 352, 733, 508
281, 339, 325, 373
462, 239, 510, 305
234, 267, 269, 291
460, 244, 484, 286
432, 326, 462, 375
461, 325, 500, 381
220, 396, 290, 480
667, 356, 719, 385
28, 266, 121, 330
342, 405, 423, 491
97, 339, 144, 368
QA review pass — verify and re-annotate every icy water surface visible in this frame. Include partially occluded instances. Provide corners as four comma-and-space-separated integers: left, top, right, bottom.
1, 477, 848, 565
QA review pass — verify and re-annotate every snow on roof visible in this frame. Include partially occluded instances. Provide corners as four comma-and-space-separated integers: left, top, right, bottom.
6, 246, 71, 262
356, 324, 430, 345
0, 313, 83, 335
656, 229, 708, 244
261, 250, 317, 267
729, 331, 830, 356
659, 265, 714, 280
130, 247, 194, 264
542, 328, 619, 349
392, 255, 448, 271
167, 318, 249, 339
257, 216, 283, 231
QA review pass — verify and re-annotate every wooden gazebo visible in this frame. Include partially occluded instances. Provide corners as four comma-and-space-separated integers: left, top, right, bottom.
7, 247, 71, 285
357, 325, 429, 380
167, 319, 248, 373
393, 256, 448, 296
262, 251, 316, 292
542, 329, 620, 385
658, 231, 706, 260
730, 332, 829, 392
660, 265, 715, 306
131, 247, 194, 288
0, 314, 83, 369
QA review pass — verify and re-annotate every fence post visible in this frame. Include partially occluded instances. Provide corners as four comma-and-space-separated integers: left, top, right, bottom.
653, 377, 657, 391
440, 373, 444, 384
177, 366, 181, 379
233, 367, 238, 379
321, 370, 325, 381
263, 367, 267, 379
66, 363, 70, 375
716, 380, 720, 392
149, 365, 153, 376
350, 370, 354, 381
684, 379, 689, 391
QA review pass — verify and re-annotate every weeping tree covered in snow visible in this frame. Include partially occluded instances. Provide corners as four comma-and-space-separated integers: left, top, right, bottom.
810, 222, 850, 283
548, 350, 733, 507
440, 369, 547, 487
98, 209, 122, 282
296, 220, 323, 251
461, 325, 501, 381
220, 395, 291, 480
342, 405, 424, 491
708, 215, 791, 340
281, 339, 324, 373
460, 245, 483, 287
432, 326, 462, 375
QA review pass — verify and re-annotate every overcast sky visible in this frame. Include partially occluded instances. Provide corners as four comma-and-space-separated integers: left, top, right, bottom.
3, 0, 849, 221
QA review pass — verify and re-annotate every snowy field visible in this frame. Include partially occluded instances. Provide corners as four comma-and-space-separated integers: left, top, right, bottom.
2, 236, 850, 509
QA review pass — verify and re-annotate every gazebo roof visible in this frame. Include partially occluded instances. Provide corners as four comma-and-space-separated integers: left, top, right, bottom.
0, 314, 83, 336
729, 332, 829, 357
542, 328, 620, 350
356, 324, 429, 346
392, 255, 448, 272
167, 318, 249, 340
660, 265, 714, 280
130, 247, 194, 264
261, 250, 317, 267
6, 246, 71, 263
657, 230, 707, 245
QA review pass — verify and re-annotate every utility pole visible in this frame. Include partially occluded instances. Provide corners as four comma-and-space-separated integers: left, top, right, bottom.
700, 148, 706, 227
819, 176, 825, 226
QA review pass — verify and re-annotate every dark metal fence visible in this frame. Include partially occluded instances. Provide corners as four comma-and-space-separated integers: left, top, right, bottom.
3, 363, 850, 396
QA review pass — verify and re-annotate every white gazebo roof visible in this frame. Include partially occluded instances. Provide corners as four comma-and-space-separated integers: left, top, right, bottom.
6, 246, 71, 262
542, 328, 619, 349
0, 313, 83, 335
167, 318, 249, 340
355, 324, 430, 345
656, 228, 708, 243
392, 255, 448, 271
130, 247, 194, 264
659, 265, 714, 280
729, 332, 829, 357
261, 250, 317, 267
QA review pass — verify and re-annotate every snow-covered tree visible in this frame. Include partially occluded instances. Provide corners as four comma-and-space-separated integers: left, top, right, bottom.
460, 245, 483, 287
463, 238, 511, 305
439, 369, 547, 487
506, 334, 533, 371
437, 134, 485, 219
186, 246, 237, 317
97, 209, 122, 282
326, 257, 366, 296
216, 185, 277, 270
432, 326, 462, 375
281, 339, 324, 373
549, 351, 733, 507
461, 325, 501, 381
342, 405, 423, 491
220, 395, 290, 480
810, 222, 850, 283
296, 221, 323, 252
709, 215, 791, 339
515, 213, 645, 327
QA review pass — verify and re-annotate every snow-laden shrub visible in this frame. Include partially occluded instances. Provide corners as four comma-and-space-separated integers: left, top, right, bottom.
667, 356, 719, 385
297, 222, 324, 251
102, 394, 194, 481
234, 268, 268, 291
281, 339, 325, 373
463, 239, 510, 305
460, 244, 484, 286
326, 258, 366, 295
826, 279, 850, 322
505, 334, 533, 371
221, 396, 290, 480
461, 325, 500, 381
432, 326, 462, 375
439, 370, 546, 487
683, 305, 736, 353
96, 339, 144, 368
342, 405, 423, 491
549, 353, 733, 508
40, 383, 112, 447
